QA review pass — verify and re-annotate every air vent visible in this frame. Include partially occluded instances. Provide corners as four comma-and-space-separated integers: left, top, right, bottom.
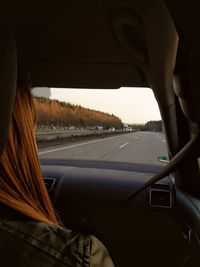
43, 177, 56, 192
149, 187, 172, 208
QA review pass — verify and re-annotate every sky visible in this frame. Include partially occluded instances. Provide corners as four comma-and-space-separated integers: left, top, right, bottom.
49, 87, 161, 124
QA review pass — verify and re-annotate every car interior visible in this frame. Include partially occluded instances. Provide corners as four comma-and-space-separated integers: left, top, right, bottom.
1, 0, 200, 266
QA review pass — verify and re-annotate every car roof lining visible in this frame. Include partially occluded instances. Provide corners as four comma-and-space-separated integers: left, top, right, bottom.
1, 1, 178, 94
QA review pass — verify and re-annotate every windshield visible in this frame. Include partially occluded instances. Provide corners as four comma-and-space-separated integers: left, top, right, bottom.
34, 87, 168, 166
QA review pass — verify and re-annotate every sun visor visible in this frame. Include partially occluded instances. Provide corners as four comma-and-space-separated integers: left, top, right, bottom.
0, 25, 17, 157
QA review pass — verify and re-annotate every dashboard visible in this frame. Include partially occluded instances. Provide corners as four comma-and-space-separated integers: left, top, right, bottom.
40, 159, 200, 266
41, 159, 172, 209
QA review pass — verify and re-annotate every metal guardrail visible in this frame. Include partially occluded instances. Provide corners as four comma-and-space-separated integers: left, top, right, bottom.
36, 129, 126, 142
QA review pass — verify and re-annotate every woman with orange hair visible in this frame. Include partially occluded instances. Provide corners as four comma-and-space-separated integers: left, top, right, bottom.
0, 84, 114, 267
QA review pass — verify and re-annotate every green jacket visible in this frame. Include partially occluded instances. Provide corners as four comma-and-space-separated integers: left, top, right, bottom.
0, 220, 115, 267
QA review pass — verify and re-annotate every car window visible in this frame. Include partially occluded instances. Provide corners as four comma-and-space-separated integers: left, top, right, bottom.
33, 87, 168, 166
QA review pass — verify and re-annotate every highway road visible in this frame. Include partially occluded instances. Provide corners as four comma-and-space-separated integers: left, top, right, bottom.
38, 131, 168, 165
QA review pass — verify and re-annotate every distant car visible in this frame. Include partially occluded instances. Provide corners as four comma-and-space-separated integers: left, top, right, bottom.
95, 126, 103, 131
69, 126, 75, 130
109, 127, 115, 132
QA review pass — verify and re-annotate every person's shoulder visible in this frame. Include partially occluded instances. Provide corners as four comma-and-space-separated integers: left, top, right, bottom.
89, 235, 115, 267
0, 220, 91, 266
0, 220, 115, 266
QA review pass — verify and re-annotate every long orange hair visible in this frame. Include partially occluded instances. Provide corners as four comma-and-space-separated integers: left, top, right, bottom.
0, 85, 58, 225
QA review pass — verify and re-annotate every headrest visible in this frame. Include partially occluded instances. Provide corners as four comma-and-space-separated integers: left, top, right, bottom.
0, 25, 17, 157
174, 30, 200, 122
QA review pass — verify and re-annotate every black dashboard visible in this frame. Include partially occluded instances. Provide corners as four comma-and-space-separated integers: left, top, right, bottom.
41, 159, 172, 209
40, 159, 200, 266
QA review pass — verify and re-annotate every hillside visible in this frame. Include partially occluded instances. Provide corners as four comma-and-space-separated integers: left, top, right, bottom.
34, 97, 123, 129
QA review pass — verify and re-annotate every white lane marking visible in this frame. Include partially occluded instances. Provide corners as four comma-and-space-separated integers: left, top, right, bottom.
119, 142, 129, 149
156, 133, 166, 143
38, 134, 126, 155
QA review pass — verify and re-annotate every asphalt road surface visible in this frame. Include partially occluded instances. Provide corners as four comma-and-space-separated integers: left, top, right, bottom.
38, 131, 167, 165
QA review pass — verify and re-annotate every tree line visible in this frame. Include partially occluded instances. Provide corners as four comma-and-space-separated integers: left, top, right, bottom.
34, 97, 123, 129
131, 120, 163, 132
